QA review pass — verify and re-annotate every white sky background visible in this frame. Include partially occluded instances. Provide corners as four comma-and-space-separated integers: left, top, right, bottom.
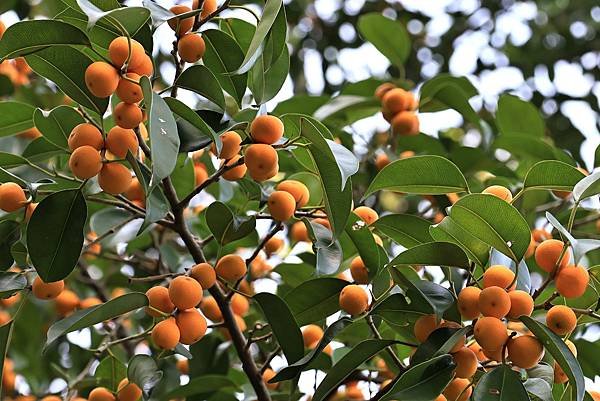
2, 0, 600, 397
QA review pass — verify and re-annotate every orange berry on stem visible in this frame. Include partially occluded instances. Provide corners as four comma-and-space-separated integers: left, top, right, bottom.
457, 286, 481, 320
68, 123, 103, 151
267, 190, 296, 221
152, 317, 180, 349
98, 163, 132, 195
482, 265, 515, 290
482, 185, 512, 202
168, 276, 202, 310
339, 284, 369, 315
168, 5, 194, 36
109, 37, 146, 70
474, 316, 508, 351
546, 305, 577, 336
535, 239, 570, 273
178, 33, 206, 63
555, 264, 589, 298
145, 286, 175, 317
85, 61, 119, 98
190, 262, 216, 289
32, 277, 64, 300
105, 126, 139, 158
116, 73, 143, 104
276, 180, 310, 208
250, 115, 284, 144
69, 146, 103, 179
215, 254, 247, 282
114, 102, 144, 129
0, 182, 27, 212
175, 308, 207, 344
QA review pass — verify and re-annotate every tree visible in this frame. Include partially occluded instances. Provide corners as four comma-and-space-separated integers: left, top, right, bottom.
0, 0, 597, 400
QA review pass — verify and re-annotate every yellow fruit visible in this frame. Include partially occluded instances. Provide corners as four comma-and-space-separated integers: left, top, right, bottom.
145, 286, 175, 317
339, 284, 369, 315
175, 308, 207, 344
105, 126, 139, 158
245, 144, 279, 181
89, 387, 116, 401
221, 155, 247, 181
353, 206, 379, 224
474, 317, 508, 351
85, 62, 119, 98
178, 33, 206, 63
117, 378, 142, 401
55, 289, 80, 316
302, 325, 324, 347
535, 239, 570, 273
217, 131, 242, 159
507, 335, 544, 369
108, 37, 146, 70
190, 263, 216, 289
414, 314, 441, 343
200, 296, 222, 322
68, 123, 103, 151
478, 286, 511, 319
350, 256, 369, 284
482, 265, 516, 290
452, 347, 478, 378
114, 102, 144, 129
555, 264, 589, 298
482, 185, 512, 202
32, 277, 64, 300
262, 368, 279, 390
267, 190, 296, 221
546, 305, 577, 336
457, 286, 481, 320
443, 378, 472, 401
152, 317, 180, 349
169, 5, 194, 35
391, 111, 419, 136
98, 163, 132, 195
0, 182, 27, 212
69, 145, 102, 179
250, 115, 284, 144
215, 254, 247, 282
507, 290, 534, 319
116, 73, 143, 104
276, 180, 310, 208
168, 276, 203, 310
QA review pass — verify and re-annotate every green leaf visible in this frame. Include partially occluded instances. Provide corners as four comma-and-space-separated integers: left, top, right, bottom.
33, 106, 85, 150
497, 94, 544, 137
297, 116, 355, 238
389, 242, 470, 270
520, 316, 584, 401
430, 216, 490, 266
313, 339, 397, 401
473, 364, 530, 401
141, 77, 180, 186
345, 213, 384, 280
357, 13, 410, 67
305, 219, 342, 276
205, 202, 256, 246
371, 214, 433, 248
248, 5, 288, 104
0, 272, 27, 298
364, 155, 469, 197
314, 95, 381, 128
170, 155, 195, 200
202, 29, 247, 105
523, 160, 586, 192
0, 221, 21, 271
164, 97, 220, 153
272, 317, 353, 382
127, 354, 163, 397
174, 65, 226, 111
419, 74, 478, 113
0, 153, 27, 169
235, 0, 283, 74
381, 355, 455, 401
23, 137, 65, 162
27, 189, 87, 282
45, 292, 148, 350
25, 46, 109, 115
573, 170, 600, 202
160, 375, 236, 400
492, 134, 560, 161
0, 20, 90, 60
420, 81, 480, 127
284, 278, 348, 326
524, 378, 552, 401
371, 293, 427, 327
0, 101, 35, 137
393, 269, 454, 320
411, 327, 470, 365
0, 320, 14, 395
447, 194, 531, 262
95, 355, 127, 391
254, 292, 304, 364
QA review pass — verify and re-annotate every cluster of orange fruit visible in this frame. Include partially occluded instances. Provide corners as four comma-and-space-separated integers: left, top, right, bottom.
83, 378, 141, 401
67, 122, 139, 195
169, 0, 219, 63
375, 83, 419, 136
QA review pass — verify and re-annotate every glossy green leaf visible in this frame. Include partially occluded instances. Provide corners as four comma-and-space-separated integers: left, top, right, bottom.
45, 293, 148, 350
0, 20, 90, 60
298, 116, 355, 238
371, 293, 428, 327
0, 221, 20, 271
271, 317, 352, 382
25, 46, 108, 114
254, 292, 304, 364
164, 97, 220, 153
357, 13, 410, 67
345, 213, 384, 280
419, 74, 478, 113
411, 327, 470, 365
175, 65, 226, 111
33, 106, 85, 150
389, 242, 470, 270
419, 80, 480, 127
371, 214, 433, 247
520, 316, 584, 401
205, 201, 256, 246
141, 77, 180, 186
448, 194, 530, 262
573, 170, 600, 202
364, 156, 469, 197
394, 269, 454, 320
202, 29, 247, 105
430, 216, 490, 266
0, 272, 27, 298
497, 94, 544, 137
235, 0, 284, 74
127, 354, 163, 397
304, 219, 342, 276
523, 160, 586, 192
0, 101, 35, 137
313, 339, 397, 401
381, 355, 455, 401
284, 278, 348, 326
0, 152, 28, 169
473, 364, 529, 401
27, 189, 87, 282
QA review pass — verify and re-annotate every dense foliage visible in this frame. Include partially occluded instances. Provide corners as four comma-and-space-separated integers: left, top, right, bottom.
0, 1, 597, 401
